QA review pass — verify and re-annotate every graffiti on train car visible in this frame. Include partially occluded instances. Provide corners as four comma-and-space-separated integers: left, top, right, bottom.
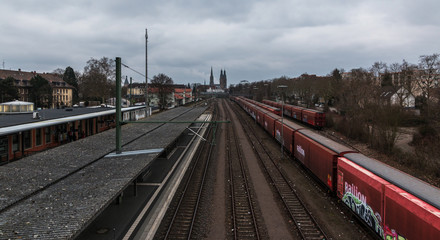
275, 129, 281, 143
296, 145, 305, 158
384, 225, 407, 240
342, 182, 384, 237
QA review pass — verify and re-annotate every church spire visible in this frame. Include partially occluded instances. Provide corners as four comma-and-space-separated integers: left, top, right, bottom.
209, 67, 214, 87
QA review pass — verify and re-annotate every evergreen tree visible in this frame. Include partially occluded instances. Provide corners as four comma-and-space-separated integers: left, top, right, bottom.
63, 66, 79, 104
30, 75, 52, 108
0, 77, 19, 102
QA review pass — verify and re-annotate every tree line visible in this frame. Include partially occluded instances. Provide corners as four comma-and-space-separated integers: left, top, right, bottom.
0, 57, 175, 109
55, 57, 175, 109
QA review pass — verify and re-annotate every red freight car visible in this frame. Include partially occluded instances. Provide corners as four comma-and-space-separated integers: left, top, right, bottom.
263, 111, 279, 137
256, 107, 266, 126
281, 104, 293, 118
337, 157, 389, 238
274, 119, 303, 153
291, 106, 304, 121
262, 99, 273, 107
343, 153, 440, 211
244, 98, 281, 115
383, 184, 440, 240
294, 129, 354, 191
341, 153, 440, 240
260, 104, 281, 115
263, 99, 281, 109
249, 104, 257, 121
302, 109, 326, 128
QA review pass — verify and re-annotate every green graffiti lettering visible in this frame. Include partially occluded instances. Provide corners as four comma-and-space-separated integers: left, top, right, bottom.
342, 192, 384, 238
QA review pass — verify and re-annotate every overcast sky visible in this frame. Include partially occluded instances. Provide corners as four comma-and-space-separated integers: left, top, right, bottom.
1, 0, 439, 85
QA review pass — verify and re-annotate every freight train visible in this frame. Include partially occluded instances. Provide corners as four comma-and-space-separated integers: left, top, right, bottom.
231, 96, 440, 240
262, 99, 326, 128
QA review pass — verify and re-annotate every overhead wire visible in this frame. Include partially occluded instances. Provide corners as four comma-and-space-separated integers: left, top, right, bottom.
121, 62, 152, 80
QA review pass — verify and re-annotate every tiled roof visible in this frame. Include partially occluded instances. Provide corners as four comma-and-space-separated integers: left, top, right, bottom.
174, 88, 192, 93
0, 69, 72, 88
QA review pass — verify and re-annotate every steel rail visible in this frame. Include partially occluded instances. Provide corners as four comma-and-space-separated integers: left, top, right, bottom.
230, 99, 328, 240
163, 114, 215, 239
224, 99, 260, 240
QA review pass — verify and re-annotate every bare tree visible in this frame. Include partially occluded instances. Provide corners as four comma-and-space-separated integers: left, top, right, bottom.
389, 60, 417, 108
370, 61, 387, 85
52, 68, 65, 77
150, 73, 174, 110
416, 54, 440, 116
79, 57, 115, 103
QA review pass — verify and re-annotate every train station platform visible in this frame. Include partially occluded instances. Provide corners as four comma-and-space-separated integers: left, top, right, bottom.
0, 105, 207, 239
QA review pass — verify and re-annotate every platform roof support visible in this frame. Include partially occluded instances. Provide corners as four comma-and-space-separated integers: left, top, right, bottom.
116, 57, 122, 154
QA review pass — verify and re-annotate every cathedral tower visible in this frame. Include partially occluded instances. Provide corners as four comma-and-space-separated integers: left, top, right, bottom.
220, 69, 227, 89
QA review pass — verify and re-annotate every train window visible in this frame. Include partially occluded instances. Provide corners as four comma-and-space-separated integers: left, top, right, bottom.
12, 134, 19, 152
23, 130, 31, 149
45, 127, 51, 144
36, 128, 42, 146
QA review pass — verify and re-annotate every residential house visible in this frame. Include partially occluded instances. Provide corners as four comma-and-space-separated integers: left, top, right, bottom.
381, 86, 415, 108
0, 69, 73, 108
126, 83, 193, 108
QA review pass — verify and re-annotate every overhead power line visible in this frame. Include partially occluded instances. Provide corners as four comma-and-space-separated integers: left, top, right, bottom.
121, 62, 152, 80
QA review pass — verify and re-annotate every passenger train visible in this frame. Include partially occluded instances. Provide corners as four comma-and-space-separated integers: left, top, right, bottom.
231, 96, 440, 240
0, 106, 147, 163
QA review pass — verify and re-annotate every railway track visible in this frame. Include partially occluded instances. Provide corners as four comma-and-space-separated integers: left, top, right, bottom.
162, 110, 216, 239
153, 109, 216, 239
222, 100, 262, 240
229, 99, 328, 240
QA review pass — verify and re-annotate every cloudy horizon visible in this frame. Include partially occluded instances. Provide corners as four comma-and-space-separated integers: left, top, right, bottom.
1, 0, 439, 85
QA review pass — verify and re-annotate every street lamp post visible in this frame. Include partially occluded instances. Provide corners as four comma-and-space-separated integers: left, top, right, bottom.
145, 28, 149, 116
277, 85, 287, 160
253, 87, 258, 123
253, 87, 258, 101
263, 83, 268, 99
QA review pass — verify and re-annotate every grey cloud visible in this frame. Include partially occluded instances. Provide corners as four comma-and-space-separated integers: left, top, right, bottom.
1, 0, 439, 85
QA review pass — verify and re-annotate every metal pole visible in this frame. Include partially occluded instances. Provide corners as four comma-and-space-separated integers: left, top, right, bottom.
116, 57, 122, 154
129, 77, 132, 106
281, 99, 284, 160
277, 85, 287, 160
145, 28, 149, 116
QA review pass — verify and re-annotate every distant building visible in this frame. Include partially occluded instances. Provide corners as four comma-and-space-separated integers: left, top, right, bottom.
207, 67, 227, 90
209, 67, 214, 87
220, 69, 227, 89
381, 86, 415, 108
0, 69, 73, 108
124, 83, 192, 108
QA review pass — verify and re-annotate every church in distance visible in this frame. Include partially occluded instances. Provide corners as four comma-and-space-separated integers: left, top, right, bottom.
207, 67, 227, 92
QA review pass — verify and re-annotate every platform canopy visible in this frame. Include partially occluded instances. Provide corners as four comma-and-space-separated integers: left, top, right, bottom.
0, 100, 34, 114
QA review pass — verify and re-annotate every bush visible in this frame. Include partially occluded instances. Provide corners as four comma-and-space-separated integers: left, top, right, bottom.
413, 123, 438, 144
399, 112, 426, 127
419, 124, 437, 138
326, 114, 335, 128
